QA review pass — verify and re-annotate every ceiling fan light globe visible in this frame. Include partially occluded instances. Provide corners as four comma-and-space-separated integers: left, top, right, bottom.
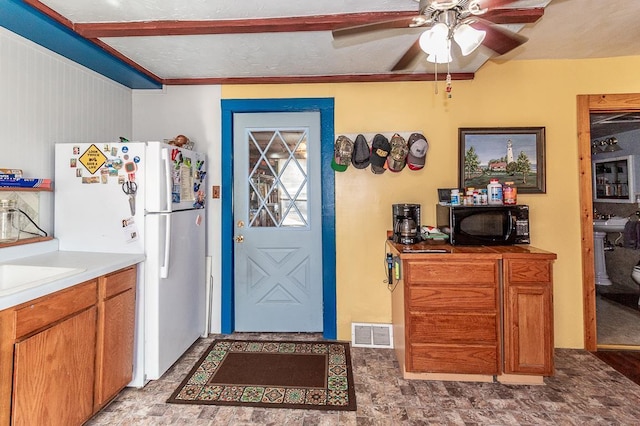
419, 23, 449, 55
426, 52, 452, 64
453, 24, 486, 56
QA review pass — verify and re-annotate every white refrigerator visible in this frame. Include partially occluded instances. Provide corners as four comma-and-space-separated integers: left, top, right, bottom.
54, 141, 207, 386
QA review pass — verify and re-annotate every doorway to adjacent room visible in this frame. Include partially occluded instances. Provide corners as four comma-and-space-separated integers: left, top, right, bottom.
578, 93, 640, 351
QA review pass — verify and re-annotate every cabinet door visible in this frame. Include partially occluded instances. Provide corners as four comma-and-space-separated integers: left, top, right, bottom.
503, 259, 554, 376
95, 287, 136, 408
12, 307, 97, 426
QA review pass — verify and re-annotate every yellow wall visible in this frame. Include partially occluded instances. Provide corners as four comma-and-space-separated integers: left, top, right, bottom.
222, 55, 640, 348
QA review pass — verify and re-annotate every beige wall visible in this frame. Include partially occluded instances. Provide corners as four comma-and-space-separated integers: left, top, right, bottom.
222, 55, 640, 348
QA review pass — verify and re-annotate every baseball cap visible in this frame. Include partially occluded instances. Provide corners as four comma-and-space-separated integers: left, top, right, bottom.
351, 134, 370, 169
331, 135, 354, 172
370, 134, 390, 174
407, 133, 428, 170
387, 133, 408, 172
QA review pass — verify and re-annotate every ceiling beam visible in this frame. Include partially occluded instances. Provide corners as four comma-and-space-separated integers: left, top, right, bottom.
72, 9, 544, 38
161, 72, 476, 85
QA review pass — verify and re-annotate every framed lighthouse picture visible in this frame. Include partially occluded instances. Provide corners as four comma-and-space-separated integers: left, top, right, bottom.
458, 127, 546, 194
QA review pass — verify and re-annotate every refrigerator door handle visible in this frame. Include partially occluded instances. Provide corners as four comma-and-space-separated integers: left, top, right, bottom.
160, 213, 172, 279
161, 148, 173, 212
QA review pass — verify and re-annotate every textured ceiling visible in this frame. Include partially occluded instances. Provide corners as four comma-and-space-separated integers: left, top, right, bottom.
16, 0, 640, 85
27, 0, 549, 83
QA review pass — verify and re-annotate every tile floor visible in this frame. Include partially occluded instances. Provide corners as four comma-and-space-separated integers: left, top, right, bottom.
596, 294, 640, 346
87, 333, 640, 425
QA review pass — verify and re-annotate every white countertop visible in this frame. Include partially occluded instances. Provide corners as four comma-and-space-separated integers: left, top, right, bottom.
0, 240, 144, 310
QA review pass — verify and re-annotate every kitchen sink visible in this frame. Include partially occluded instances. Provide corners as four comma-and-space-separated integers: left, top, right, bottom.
0, 264, 85, 296
593, 216, 629, 233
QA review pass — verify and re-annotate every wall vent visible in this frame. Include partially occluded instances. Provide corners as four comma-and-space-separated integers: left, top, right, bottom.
351, 323, 393, 348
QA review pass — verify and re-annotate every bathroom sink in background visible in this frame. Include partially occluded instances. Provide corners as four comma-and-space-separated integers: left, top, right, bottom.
593, 216, 629, 233
0, 264, 85, 296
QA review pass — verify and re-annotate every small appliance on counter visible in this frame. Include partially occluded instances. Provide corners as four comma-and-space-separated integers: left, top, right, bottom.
392, 203, 421, 244
436, 204, 530, 245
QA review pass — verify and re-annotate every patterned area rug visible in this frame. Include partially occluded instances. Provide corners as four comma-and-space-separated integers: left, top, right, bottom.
167, 339, 356, 411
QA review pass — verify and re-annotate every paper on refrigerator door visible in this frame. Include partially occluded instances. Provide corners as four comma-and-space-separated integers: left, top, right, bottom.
178, 163, 195, 202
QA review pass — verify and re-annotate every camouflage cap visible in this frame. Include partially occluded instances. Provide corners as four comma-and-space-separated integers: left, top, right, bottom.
387, 133, 408, 172
331, 135, 354, 172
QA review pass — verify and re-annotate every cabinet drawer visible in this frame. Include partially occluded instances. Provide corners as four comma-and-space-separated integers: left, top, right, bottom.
15, 280, 98, 339
409, 343, 498, 374
409, 313, 497, 343
408, 287, 496, 311
406, 260, 497, 285
506, 260, 551, 283
104, 267, 136, 299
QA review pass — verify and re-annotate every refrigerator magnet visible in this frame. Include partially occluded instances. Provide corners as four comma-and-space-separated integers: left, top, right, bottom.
122, 218, 139, 243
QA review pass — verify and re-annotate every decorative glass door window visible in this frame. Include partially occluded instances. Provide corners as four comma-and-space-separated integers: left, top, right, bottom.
247, 128, 308, 227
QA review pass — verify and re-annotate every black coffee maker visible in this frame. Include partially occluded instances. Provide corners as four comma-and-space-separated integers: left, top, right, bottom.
392, 203, 421, 244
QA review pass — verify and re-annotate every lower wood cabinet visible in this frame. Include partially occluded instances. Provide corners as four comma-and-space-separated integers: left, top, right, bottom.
95, 267, 137, 409
403, 258, 500, 376
389, 243, 556, 382
13, 307, 97, 426
0, 265, 137, 426
503, 258, 554, 376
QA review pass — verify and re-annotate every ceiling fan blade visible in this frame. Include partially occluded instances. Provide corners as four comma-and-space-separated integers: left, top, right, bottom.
391, 39, 423, 71
471, 19, 528, 55
332, 17, 426, 39
475, 0, 520, 9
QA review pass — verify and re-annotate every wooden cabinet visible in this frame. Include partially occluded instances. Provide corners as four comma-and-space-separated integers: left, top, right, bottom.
388, 242, 556, 383
403, 258, 500, 376
94, 267, 136, 409
13, 307, 97, 426
0, 266, 137, 426
503, 257, 554, 376
10, 280, 97, 426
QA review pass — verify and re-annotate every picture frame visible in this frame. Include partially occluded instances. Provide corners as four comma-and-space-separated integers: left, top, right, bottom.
458, 127, 546, 194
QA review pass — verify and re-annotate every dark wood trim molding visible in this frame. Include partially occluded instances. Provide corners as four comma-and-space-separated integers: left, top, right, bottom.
23, 0, 74, 29
73, 12, 416, 38
89, 38, 163, 83
162, 72, 475, 85
48, 9, 544, 39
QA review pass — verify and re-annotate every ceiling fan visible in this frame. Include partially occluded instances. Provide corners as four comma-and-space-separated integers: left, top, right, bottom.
332, 0, 531, 71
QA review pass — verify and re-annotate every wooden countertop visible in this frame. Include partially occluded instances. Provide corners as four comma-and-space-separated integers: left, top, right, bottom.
386, 239, 557, 260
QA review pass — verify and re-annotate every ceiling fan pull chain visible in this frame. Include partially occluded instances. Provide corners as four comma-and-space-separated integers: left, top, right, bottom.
446, 63, 452, 98
434, 61, 439, 95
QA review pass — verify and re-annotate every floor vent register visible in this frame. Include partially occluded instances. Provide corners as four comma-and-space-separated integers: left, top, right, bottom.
351, 323, 393, 348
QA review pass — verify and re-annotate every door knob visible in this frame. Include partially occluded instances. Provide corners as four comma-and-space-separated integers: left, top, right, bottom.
235, 235, 244, 243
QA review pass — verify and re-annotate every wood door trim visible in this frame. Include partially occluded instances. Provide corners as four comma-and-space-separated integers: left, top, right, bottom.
579, 93, 640, 351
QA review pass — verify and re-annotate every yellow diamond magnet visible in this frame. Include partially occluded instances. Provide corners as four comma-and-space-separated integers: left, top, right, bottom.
79, 144, 108, 175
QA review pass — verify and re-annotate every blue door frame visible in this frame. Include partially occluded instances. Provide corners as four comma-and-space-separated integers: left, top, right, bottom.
220, 98, 336, 339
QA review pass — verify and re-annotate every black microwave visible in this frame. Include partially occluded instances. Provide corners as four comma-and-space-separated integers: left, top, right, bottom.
436, 204, 530, 245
